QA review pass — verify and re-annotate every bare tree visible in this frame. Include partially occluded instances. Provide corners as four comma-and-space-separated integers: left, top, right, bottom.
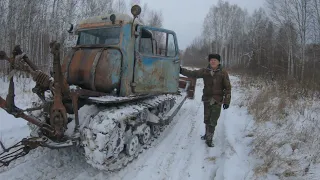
113, 0, 127, 13
311, 0, 320, 42
266, 0, 312, 81
145, 10, 164, 48
202, 0, 249, 67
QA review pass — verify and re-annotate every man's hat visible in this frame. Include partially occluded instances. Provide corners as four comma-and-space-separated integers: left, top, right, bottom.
208, 54, 220, 62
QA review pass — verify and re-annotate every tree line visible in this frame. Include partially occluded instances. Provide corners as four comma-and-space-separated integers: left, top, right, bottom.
182, 0, 320, 93
0, 0, 163, 76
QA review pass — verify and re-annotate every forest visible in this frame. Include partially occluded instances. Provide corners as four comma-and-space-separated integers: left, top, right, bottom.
182, 0, 320, 95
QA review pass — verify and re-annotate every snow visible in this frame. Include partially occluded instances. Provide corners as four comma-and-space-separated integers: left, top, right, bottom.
0, 76, 38, 149
88, 95, 133, 102
0, 75, 261, 180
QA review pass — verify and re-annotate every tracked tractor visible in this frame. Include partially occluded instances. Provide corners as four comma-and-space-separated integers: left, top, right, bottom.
0, 5, 196, 171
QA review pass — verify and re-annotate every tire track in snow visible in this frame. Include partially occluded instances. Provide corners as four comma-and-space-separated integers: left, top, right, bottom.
177, 107, 219, 180
119, 101, 201, 180
176, 80, 220, 180
159, 87, 206, 179
160, 100, 203, 180
98, 103, 199, 180
107, 81, 206, 180
155, 79, 219, 180
178, 101, 203, 179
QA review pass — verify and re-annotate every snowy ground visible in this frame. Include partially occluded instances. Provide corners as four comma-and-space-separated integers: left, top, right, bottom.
0, 75, 260, 180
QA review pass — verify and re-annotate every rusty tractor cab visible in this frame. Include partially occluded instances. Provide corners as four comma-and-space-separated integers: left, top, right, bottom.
63, 5, 195, 98
0, 5, 196, 170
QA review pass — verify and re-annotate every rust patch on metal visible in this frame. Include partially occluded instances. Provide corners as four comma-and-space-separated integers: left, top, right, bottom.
78, 21, 123, 29
90, 49, 104, 91
68, 49, 99, 89
94, 50, 112, 92
151, 64, 164, 81
82, 49, 99, 88
94, 49, 121, 93
49, 41, 68, 139
61, 48, 77, 78
78, 49, 92, 84
78, 22, 109, 29
68, 50, 84, 83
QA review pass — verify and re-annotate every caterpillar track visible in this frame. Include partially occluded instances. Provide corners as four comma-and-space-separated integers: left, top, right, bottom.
81, 93, 186, 171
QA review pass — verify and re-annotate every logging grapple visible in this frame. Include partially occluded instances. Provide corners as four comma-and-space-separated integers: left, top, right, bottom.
0, 5, 196, 171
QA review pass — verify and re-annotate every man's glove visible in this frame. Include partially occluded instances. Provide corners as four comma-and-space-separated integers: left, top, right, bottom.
223, 104, 229, 109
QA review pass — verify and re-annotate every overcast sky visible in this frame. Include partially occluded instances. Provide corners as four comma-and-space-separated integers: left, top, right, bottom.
127, 0, 266, 50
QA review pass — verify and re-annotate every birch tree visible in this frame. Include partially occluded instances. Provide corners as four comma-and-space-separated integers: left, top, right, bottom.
311, 0, 320, 42
113, 0, 127, 13
266, 0, 312, 81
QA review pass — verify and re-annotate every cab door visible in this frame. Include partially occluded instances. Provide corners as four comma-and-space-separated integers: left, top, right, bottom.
133, 25, 180, 94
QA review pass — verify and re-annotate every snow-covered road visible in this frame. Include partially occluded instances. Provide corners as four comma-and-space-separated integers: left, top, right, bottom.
0, 76, 258, 180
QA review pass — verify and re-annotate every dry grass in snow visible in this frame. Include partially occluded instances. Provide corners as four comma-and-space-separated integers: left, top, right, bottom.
237, 75, 320, 180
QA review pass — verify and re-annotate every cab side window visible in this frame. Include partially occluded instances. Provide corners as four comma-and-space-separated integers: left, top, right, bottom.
167, 34, 176, 57
140, 38, 153, 55
139, 27, 177, 57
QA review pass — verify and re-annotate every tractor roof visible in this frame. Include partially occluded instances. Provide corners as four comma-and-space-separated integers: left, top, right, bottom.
78, 13, 144, 27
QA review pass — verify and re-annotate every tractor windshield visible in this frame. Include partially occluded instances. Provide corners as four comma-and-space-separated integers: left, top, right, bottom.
77, 26, 121, 45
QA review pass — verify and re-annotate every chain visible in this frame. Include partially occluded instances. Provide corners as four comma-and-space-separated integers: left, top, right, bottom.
0, 137, 47, 167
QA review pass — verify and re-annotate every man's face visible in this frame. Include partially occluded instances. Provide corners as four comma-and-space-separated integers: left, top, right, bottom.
209, 58, 219, 69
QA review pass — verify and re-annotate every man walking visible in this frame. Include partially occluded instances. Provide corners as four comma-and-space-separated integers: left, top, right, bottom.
180, 54, 231, 147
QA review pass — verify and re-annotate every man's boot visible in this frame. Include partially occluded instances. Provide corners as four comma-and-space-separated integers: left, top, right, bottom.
201, 124, 210, 140
206, 139, 214, 147
201, 135, 206, 140
206, 133, 214, 147
206, 125, 215, 147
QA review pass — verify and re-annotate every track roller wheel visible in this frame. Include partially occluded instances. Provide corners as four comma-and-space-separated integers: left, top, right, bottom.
139, 125, 151, 145
125, 135, 139, 156
151, 125, 160, 137
162, 100, 171, 114
138, 109, 148, 122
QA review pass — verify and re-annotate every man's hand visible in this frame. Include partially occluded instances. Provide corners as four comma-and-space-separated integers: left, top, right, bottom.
223, 104, 229, 110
